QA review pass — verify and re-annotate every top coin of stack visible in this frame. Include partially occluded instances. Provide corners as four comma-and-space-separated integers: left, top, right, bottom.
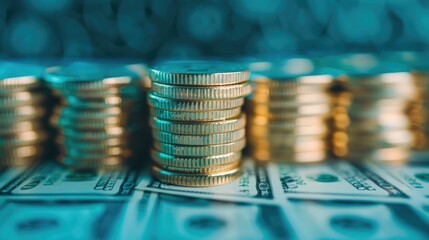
0, 62, 50, 167
246, 58, 337, 163
148, 60, 251, 187
44, 61, 146, 170
335, 54, 418, 163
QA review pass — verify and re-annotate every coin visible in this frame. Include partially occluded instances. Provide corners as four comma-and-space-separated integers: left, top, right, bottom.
153, 138, 246, 156
147, 91, 244, 111
248, 103, 330, 117
150, 60, 249, 86
250, 92, 331, 107
149, 114, 246, 135
251, 149, 327, 163
0, 91, 46, 108
150, 107, 241, 121
346, 147, 409, 163
152, 129, 245, 145
249, 124, 328, 137
156, 160, 241, 174
44, 62, 140, 91
152, 165, 242, 187
151, 150, 242, 168
151, 82, 252, 100
0, 62, 44, 93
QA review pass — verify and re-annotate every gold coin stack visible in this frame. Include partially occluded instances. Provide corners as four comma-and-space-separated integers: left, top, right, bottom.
382, 52, 428, 150
148, 61, 251, 187
247, 58, 335, 163
339, 55, 418, 162
44, 62, 146, 169
0, 62, 50, 167
327, 79, 351, 158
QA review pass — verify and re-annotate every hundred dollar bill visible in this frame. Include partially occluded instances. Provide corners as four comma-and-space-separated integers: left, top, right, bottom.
285, 199, 429, 239
121, 191, 295, 240
268, 160, 408, 200
0, 199, 127, 240
0, 161, 138, 200
375, 154, 429, 200
136, 161, 276, 204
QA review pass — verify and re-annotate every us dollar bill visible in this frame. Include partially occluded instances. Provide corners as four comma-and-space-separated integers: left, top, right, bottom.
285, 199, 429, 239
0, 199, 127, 240
375, 154, 429, 200
0, 162, 138, 200
268, 160, 408, 200
136, 160, 276, 204
121, 191, 295, 240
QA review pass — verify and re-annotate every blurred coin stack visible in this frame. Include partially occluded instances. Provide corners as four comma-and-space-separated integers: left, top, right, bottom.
44, 62, 146, 169
148, 61, 251, 186
382, 52, 428, 150
247, 58, 334, 163
327, 80, 351, 158
0, 62, 50, 167
340, 56, 418, 162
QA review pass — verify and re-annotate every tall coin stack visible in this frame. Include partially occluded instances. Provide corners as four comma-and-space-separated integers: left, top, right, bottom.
0, 62, 50, 167
247, 58, 334, 163
148, 61, 251, 186
340, 56, 418, 162
44, 62, 146, 169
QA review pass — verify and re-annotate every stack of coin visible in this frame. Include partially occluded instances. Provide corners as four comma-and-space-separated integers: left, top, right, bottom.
327, 78, 351, 158
44, 61, 146, 169
247, 58, 335, 163
382, 52, 428, 150
148, 61, 250, 186
337, 54, 418, 162
0, 62, 50, 167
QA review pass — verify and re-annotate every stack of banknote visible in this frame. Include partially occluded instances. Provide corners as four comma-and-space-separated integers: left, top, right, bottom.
147, 60, 251, 186
0, 62, 51, 167
44, 61, 147, 169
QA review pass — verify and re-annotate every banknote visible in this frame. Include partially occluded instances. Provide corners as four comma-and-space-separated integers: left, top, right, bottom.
136, 160, 276, 204
285, 199, 429, 239
268, 160, 409, 201
0, 161, 138, 200
0, 199, 127, 240
121, 191, 295, 240
375, 154, 429, 200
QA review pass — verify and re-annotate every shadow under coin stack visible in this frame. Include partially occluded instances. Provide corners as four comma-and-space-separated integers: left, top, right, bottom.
0, 62, 50, 167
247, 58, 334, 163
148, 61, 251, 186
342, 57, 418, 162
44, 62, 145, 169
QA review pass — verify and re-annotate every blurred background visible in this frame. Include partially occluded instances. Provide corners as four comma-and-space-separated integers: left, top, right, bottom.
0, 0, 428, 60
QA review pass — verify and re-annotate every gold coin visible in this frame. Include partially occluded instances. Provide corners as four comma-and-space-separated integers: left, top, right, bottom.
59, 156, 126, 170
0, 91, 46, 108
0, 121, 44, 135
151, 82, 252, 100
156, 160, 241, 174
248, 102, 330, 117
0, 144, 44, 159
147, 91, 244, 111
251, 149, 327, 163
153, 138, 246, 156
152, 165, 242, 187
150, 114, 246, 135
249, 124, 328, 137
249, 137, 326, 150
247, 115, 326, 128
346, 147, 409, 163
0, 105, 46, 120
150, 107, 241, 121
149, 60, 249, 86
0, 131, 47, 146
250, 92, 331, 107
152, 129, 245, 145
151, 150, 242, 168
